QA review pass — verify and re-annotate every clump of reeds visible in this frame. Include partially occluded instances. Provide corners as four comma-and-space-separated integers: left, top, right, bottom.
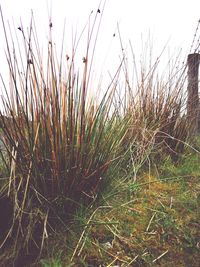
0, 7, 127, 261
121, 45, 188, 173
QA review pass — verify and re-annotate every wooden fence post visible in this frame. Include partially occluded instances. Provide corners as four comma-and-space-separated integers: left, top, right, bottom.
187, 53, 200, 136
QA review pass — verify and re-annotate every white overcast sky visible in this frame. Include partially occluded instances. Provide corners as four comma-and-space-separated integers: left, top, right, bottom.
1, 0, 200, 47
0, 0, 200, 92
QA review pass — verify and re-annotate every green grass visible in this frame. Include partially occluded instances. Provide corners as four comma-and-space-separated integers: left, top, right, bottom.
40, 149, 199, 267
41, 257, 62, 267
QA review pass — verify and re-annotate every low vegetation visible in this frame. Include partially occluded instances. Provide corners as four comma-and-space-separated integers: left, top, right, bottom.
51, 149, 199, 266
0, 4, 199, 266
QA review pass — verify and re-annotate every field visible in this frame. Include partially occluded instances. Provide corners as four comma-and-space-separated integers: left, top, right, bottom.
0, 5, 200, 267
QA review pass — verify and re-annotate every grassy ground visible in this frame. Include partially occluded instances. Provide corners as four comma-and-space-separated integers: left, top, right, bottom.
38, 147, 200, 267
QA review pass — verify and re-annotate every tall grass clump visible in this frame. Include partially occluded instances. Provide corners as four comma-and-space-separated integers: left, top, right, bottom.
0, 7, 127, 261
120, 45, 189, 176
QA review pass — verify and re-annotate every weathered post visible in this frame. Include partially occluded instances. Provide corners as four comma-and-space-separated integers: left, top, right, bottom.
187, 53, 200, 136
